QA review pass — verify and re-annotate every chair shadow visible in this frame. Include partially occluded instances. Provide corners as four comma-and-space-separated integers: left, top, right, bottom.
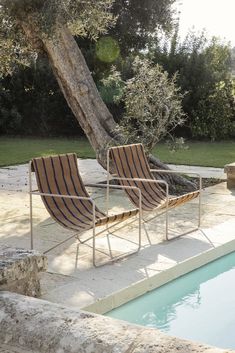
1, 186, 234, 311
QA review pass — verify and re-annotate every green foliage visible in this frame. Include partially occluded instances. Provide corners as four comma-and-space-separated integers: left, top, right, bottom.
0, 0, 178, 138
190, 80, 235, 140
99, 67, 124, 104
1, 0, 115, 37
0, 84, 23, 133
67, 0, 116, 39
0, 57, 82, 136
112, 57, 185, 152
0, 0, 177, 78
0, 10, 36, 77
152, 31, 235, 140
0, 0, 116, 77
109, 0, 176, 54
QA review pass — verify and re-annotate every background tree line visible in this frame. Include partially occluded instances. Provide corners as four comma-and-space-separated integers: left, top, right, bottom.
1, 0, 235, 141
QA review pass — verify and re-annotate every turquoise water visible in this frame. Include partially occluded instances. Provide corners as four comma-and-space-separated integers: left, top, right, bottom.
106, 252, 235, 349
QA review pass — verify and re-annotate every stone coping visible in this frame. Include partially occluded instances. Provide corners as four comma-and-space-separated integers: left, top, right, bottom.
0, 292, 232, 353
84, 238, 235, 315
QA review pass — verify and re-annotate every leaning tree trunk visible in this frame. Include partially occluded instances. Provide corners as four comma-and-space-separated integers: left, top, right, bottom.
22, 24, 196, 192
44, 27, 118, 159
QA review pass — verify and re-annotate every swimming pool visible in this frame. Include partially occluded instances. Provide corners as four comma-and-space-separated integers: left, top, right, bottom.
106, 251, 235, 350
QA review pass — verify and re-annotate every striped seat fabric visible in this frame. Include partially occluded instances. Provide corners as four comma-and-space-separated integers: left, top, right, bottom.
109, 144, 200, 212
32, 153, 139, 232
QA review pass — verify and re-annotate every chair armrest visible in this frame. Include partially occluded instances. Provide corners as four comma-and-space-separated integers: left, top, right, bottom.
110, 176, 169, 197
85, 183, 140, 193
29, 191, 97, 223
30, 191, 93, 202
150, 169, 201, 178
111, 176, 168, 187
85, 183, 142, 212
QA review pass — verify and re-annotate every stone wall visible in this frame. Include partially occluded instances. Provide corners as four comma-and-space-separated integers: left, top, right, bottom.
0, 245, 233, 353
0, 245, 47, 297
0, 292, 233, 353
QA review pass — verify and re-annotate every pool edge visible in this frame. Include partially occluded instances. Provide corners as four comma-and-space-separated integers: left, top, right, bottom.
83, 238, 235, 314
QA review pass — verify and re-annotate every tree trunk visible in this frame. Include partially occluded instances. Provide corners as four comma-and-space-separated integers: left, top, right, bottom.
43, 27, 120, 158
22, 24, 196, 192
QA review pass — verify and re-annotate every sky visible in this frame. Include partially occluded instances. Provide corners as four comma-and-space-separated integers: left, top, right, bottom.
176, 0, 235, 46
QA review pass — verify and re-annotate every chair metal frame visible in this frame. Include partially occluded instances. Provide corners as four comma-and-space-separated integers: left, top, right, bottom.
107, 148, 202, 241
29, 160, 142, 267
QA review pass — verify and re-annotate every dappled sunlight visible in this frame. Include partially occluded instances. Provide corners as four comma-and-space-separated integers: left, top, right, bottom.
50, 252, 79, 275
1, 160, 235, 313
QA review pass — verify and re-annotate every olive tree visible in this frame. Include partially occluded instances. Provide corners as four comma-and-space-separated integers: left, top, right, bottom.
117, 58, 185, 152
0, 0, 119, 156
0, 0, 194, 190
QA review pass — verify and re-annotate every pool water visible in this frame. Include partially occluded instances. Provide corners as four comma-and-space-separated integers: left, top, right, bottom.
106, 252, 235, 350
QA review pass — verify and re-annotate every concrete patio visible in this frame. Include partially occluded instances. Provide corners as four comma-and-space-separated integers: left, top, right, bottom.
0, 159, 235, 313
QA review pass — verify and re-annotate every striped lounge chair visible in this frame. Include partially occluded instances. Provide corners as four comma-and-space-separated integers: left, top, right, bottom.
107, 143, 202, 240
29, 153, 141, 267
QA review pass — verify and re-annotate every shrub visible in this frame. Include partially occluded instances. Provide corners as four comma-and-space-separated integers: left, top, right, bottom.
115, 57, 185, 152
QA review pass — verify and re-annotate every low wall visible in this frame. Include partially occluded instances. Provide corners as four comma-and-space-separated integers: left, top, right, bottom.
0, 292, 233, 353
0, 245, 47, 297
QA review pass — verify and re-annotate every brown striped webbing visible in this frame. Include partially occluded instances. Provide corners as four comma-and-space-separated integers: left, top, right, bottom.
109, 144, 199, 211
32, 153, 139, 231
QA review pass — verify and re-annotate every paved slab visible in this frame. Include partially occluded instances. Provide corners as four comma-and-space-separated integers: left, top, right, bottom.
0, 159, 234, 313
0, 160, 226, 192
0, 159, 108, 192
169, 164, 226, 179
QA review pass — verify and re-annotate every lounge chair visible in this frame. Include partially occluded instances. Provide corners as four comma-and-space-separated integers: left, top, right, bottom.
29, 153, 141, 266
107, 143, 202, 240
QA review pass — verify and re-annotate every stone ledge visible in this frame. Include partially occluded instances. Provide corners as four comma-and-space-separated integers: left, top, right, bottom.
0, 292, 233, 353
0, 344, 36, 353
224, 162, 235, 188
0, 245, 47, 297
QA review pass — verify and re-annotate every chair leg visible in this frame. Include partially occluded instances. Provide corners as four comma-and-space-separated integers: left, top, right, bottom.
75, 241, 80, 269
166, 196, 202, 241
93, 215, 142, 267
29, 164, 33, 250
138, 207, 142, 251
43, 233, 78, 254
30, 192, 33, 249
165, 207, 169, 241
198, 192, 201, 228
106, 233, 114, 258
92, 219, 97, 267
143, 222, 152, 245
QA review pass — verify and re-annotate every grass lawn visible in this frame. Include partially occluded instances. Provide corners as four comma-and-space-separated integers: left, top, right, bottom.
1, 136, 235, 168
152, 141, 235, 168
0, 137, 95, 167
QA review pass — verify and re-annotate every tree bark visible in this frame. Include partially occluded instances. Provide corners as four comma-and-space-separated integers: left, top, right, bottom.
22, 24, 196, 192
43, 27, 119, 156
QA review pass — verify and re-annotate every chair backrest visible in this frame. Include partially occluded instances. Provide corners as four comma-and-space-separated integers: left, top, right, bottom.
32, 153, 104, 232
109, 144, 165, 211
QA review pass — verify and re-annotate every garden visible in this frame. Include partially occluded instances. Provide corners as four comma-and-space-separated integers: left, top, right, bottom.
1, 1, 235, 352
